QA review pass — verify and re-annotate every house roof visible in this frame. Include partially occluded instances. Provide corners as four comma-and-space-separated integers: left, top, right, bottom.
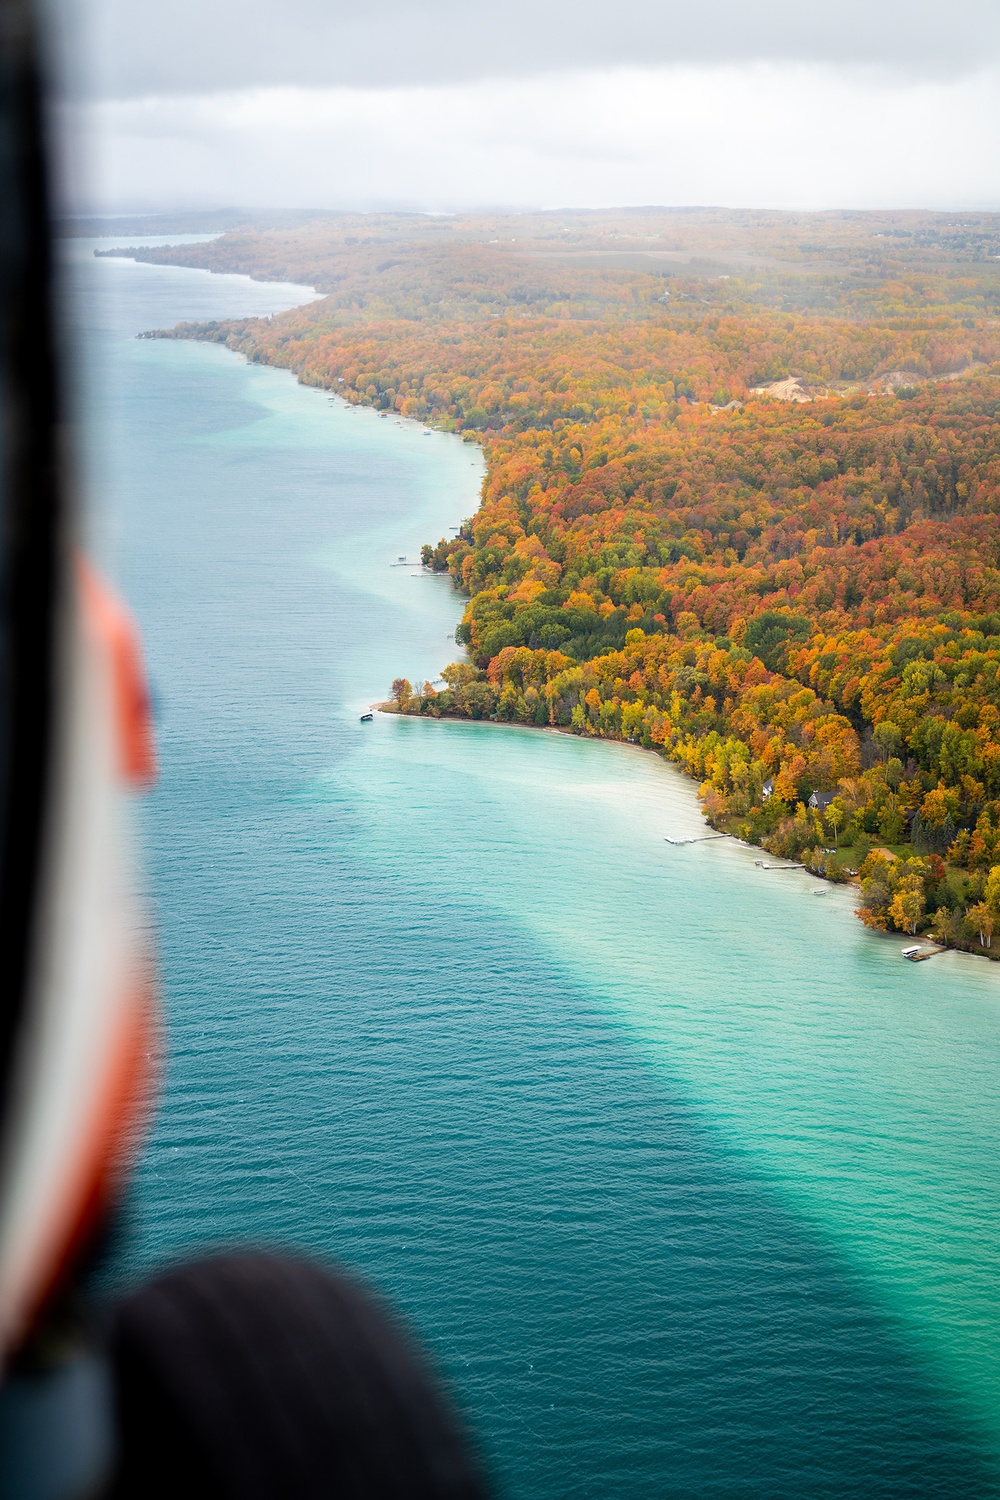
808, 790, 835, 810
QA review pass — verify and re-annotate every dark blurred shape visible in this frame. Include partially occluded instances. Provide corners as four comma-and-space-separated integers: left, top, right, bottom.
108, 1252, 488, 1500
0, 0, 63, 1150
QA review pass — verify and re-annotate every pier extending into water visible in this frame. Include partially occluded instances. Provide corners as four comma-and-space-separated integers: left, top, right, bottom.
664, 833, 726, 845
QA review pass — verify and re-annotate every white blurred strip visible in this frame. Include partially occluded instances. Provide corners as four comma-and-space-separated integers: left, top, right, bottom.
0, 573, 153, 1359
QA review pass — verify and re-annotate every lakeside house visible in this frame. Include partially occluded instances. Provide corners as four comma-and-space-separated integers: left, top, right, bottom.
808, 790, 836, 813
761, 782, 837, 812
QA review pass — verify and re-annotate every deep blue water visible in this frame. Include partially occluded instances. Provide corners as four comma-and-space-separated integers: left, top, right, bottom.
71, 239, 1000, 1498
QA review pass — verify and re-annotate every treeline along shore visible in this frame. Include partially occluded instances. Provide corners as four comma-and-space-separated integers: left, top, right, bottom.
120, 207, 1000, 956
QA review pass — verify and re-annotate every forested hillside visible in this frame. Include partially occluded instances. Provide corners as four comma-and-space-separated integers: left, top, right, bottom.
130, 208, 1000, 954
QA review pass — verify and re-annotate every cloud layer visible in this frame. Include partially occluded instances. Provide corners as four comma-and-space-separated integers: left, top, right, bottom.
55, 0, 1000, 100
68, 63, 1000, 215
50, 0, 1000, 214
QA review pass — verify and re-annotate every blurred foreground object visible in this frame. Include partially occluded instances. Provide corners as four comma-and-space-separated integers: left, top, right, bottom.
107, 1253, 485, 1500
0, 0, 157, 1370
0, 3, 158, 1494
0, 1, 488, 1496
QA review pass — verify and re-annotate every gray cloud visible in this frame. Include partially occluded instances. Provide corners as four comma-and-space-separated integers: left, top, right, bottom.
52, 0, 1000, 101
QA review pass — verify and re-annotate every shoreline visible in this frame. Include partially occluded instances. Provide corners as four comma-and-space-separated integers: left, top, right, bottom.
137, 257, 996, 980
103, 225, 1000, 984
377, 702, 1000, 969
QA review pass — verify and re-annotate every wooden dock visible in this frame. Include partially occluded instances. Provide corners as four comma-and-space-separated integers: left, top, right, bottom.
664, 834, 726, 845
901, 944, 945, 962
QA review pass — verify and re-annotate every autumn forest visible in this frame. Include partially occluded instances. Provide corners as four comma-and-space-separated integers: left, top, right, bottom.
122, 207, 1000, 955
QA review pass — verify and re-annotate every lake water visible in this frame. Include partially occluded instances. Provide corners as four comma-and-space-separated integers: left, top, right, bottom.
70, 239, 1000, 1498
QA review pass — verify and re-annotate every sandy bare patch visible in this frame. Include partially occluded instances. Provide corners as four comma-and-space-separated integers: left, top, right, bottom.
749, 377, 819, 402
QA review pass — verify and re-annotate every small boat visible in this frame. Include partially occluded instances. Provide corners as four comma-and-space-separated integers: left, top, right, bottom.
901, 944, 934, 962
360, 712, 374, 723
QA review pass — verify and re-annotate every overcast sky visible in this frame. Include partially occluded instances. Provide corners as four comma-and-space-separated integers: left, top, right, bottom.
53, 0, 1000, 214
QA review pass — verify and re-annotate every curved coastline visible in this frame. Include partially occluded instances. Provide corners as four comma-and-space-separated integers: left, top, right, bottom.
92, 236, 1000, 971
90, 241, 1000, 1491
87, 220, 1000, 978
377, 697, 1000, 967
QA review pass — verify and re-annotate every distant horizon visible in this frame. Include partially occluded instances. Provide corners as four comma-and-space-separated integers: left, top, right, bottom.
59, 201, 1000, 226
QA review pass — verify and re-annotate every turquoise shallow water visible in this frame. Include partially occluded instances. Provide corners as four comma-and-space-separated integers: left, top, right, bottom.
74, 242, 1000, 1497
